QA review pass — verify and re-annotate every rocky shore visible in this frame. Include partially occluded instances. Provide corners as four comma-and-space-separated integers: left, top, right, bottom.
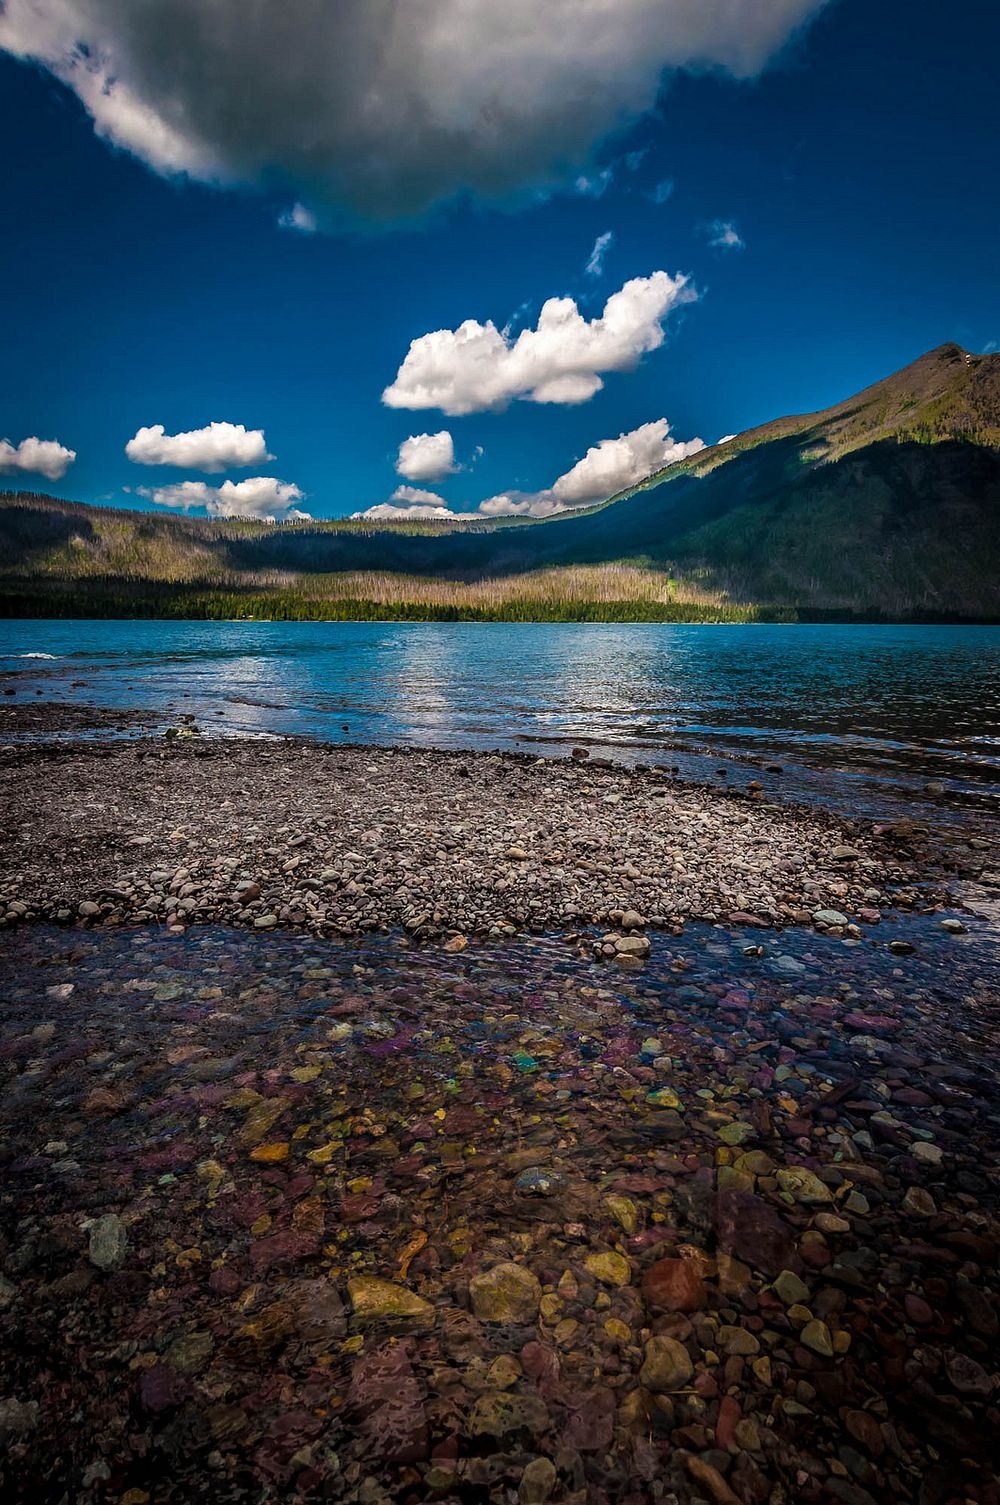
0, 737, 991, 945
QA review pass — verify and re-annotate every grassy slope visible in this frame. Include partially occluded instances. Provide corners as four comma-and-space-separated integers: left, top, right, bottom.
2, 344, 999, 621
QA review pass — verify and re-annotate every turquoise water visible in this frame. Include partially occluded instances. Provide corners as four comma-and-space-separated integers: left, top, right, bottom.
3, 619, 1000, 815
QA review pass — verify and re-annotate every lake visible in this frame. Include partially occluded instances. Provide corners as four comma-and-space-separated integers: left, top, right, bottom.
3, 619, 1000, 818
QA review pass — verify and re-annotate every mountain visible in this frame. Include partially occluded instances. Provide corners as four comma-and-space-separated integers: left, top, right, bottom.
3, 343, 1000, 622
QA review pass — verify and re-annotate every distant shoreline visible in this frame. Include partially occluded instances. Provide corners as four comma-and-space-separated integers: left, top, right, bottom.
3, 602, 1000, 625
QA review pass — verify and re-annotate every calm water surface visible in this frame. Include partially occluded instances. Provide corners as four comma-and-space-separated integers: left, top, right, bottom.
3, 619, 1000, 817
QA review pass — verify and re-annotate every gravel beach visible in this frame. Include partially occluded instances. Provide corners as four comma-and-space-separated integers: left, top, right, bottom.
0, 736, 990, 945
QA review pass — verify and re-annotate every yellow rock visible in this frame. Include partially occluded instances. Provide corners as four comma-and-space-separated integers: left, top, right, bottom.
250, 1214, 272, 1237
347, 1277, 433, 1321
584, 1251, 632, 1287
291, 1065, 321, 1083
249, 1141, 289, 1164
238, 1096, 290, 1146
307, 1141, 338, 1165
603, 1195, 639, 1234
487, 1354, 521, 1389
604, 1317, 631, 1343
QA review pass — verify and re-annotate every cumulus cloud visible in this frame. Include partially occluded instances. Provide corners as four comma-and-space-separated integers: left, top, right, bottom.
705, 219, 746, 250
0, 435, 76, 480
395, 431, 458, 482
383, 270, 696, 415
143, 476, 308, 521
480, 418, 704, 517
0, 1, 828, 222
353, 488, 459, 523
278, 202, 318, 233
125, 422, 272, 472
586, 231, 614, 278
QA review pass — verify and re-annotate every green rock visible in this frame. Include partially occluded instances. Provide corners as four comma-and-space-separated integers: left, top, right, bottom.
735, 1150, 777, 1176
716, 1324, 760, 1355
347, 1277, 433, 1321
646, 1086, 682, 1109
519, 1457, 558, 1504
717, 1166, 754, 1193
468, 1391, 550, 1440
773, 1269, 810, 1306
776, 1166, 833, 1205
469, 1261, 542, 1323
717, 1121, 755, 1146
603, 1195, 638, 1234
639, 1335, 694, 1392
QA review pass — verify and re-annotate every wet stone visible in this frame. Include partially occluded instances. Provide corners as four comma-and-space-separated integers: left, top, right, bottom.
469, 1262, 542, 1323
0, 892, 997, 1505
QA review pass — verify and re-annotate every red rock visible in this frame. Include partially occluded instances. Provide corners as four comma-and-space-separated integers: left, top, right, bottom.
641, 1256, 707, 1313
715, 1191, 796, 1277
905, 1293, 933, 1324
716, 1394, 741, 1451
348, 1342, 429, 1463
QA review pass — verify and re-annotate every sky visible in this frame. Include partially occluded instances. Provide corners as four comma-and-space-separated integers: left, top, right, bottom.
0, 0, 998, 524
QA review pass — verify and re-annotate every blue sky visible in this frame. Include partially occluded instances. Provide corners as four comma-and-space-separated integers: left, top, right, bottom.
0, 0, 997, 523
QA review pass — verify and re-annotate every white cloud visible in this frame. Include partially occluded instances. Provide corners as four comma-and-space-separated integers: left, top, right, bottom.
0, 435, 76, 480
0, 1, 828, 222
479, 418, 704, 517
586, 231, 614, 278
278, 202, 317, 233
395, 431, 458, 482
143, 476, 308, 520
649, 178, 675, 204
125, 422, 272, 472
705, 219, 745, 250
383, 270, 696, 415
353, 489, 460, 523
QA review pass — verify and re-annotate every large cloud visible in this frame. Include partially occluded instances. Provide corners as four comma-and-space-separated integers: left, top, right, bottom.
480, 419, 704, 517
142, 476, 308, 521
0, 435, 76, 480
0, 1, 828, 222
383, 271, 695, 414
395, 431, 457, 482
125, 422, 271, 471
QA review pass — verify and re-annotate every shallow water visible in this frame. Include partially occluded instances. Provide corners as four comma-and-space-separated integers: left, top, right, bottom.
1, 917, 998, 1501
4, 619, 1000, 818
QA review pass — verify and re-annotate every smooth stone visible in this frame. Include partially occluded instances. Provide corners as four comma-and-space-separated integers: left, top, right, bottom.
773, 1269, 810, 1305
777, 1167, 834, 1205
641, 1256, 707, 1313
470, 1262, 542, 1323
347, 1277, 433, 1322
88, 1213, 127, 1271
801, 1319, 834, 1357
519, 1457, 557, 1504
639, 1335, 694, 1392
584, 1251, 632, 1287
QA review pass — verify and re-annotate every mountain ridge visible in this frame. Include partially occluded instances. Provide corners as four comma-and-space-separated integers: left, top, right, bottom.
3, 343, 999, 622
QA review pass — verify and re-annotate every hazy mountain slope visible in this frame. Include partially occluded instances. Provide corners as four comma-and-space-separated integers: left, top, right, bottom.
2, 344, 999, 620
